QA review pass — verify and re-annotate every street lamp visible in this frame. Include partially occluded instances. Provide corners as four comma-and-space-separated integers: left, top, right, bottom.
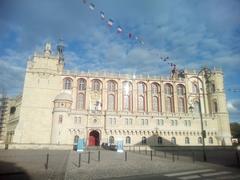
189, 67, 211, 162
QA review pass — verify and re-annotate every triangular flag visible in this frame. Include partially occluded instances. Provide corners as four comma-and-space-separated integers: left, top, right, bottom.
100, 11, 105, 19
117, 26, 123, 33
89, 3, 95, 10
107, 19, 114, 27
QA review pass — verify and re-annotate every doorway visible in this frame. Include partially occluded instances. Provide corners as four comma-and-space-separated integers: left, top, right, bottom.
88, 130, 100, 146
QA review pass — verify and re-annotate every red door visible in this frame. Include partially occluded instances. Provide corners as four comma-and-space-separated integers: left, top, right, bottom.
88, 136, 96, 146
88, 130, 100, 146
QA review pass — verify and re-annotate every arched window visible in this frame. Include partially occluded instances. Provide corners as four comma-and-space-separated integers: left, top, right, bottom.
151, 83, 161, 112
171, 137, 176, 145
178, 97, 185, 113
78, 79, 86, 91
165, 84, 174, 113
107, 81, 117, 111
108, 81, 116, 92
138, 96, 144, 111
213, 101, 218, 113
123, 81, 132, 111
192, 83, 199, 94
198, 137, 202, 144
138, 82, 147, 112
177, 84, 186, 113
209, 137, 213, 144
109, 136, 114, 144
63, 78, 72, 90
158, 137, 163, 144
185, 137, 190, 144
126, 136, 131, 144
193, 101, 200, 114
152, 96, 159, 112
92, 79, 101, 91
142, 137, 147, 144
211, 83, 216, 93
77, 93, 85, 110
74, 135, 79, 144
107, 94, 115, 111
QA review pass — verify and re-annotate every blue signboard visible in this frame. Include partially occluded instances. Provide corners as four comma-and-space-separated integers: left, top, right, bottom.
116, 139, 124, 153
77, 138, 85, 152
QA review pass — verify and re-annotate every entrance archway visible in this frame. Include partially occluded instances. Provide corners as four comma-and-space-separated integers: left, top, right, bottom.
88, 130, 100, 146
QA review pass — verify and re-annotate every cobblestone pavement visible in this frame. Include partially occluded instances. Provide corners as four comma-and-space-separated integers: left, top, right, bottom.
1, 149, 239, 180
64, 150, 208, 180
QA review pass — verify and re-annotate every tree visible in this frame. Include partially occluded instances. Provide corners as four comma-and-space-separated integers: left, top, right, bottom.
230, 122, 240, 138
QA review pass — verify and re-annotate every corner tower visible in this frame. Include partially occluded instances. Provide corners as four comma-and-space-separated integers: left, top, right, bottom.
208, 69, 232, 145
13, 42, 65, 144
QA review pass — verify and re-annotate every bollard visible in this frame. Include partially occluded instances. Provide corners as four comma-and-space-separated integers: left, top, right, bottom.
125, 151, 127, 161
151, 150, 153, 161
172, 152, 175, 162
98, 151, 100, 162
164, 151, 167, 158
78, 153, 81, 167
192, 152, 195, 163
236, 150, 240, 165
45, 153, 49, 170
88, 151, 90, 164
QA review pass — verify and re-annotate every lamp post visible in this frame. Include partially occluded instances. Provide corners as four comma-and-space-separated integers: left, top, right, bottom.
189, 67, 211, 162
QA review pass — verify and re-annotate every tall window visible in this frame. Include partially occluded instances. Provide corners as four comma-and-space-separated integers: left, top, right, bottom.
126, 136, 131, 144
138, 82, 147, 112
209, 137, 213, 144
77, 79, 86, 110
92, 79, 101, 91
171, 137, 176, 145
123, 81, 132, 111
213, 100, 218, 113
192, 83, 199, 94
151, 83, 161, 112
63, 78, 72, 90
165, 84, 174, 113
193, 101, 200, 114
79, 79, 86, 91
108, 94, 115, 111
109, 136, 114, 144
177, 84, 186, 113
185, 137, 190, 144
77, 93, 85, 110
107, 81, 117, 111
198, 137, 202, 144
211, 83, 216, 93
142, 137, 147, 144
158, 137, 163, 144
74, 135, 79, 144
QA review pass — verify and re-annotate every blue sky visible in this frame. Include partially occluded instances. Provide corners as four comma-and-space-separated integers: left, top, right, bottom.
0, 0, 240, 122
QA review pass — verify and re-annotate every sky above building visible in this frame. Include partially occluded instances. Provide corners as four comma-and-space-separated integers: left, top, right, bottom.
0, 0, 239, 122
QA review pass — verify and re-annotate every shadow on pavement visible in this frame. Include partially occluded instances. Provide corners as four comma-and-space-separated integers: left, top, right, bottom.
0, 160, 31, 180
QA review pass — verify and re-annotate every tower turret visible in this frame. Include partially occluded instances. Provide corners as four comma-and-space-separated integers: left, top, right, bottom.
57, 39, 64, 63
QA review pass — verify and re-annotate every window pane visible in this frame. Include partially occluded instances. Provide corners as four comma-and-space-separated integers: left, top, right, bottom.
123, 95, 129, 110
152, 96, 158, 111
138, 96, 144, 111
108, 94, 115, 111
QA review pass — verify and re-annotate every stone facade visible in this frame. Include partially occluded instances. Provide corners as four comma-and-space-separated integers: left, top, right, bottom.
5, 43, 232, 147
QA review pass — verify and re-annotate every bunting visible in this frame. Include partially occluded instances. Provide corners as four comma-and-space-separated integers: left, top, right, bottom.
79, 1, 178, 70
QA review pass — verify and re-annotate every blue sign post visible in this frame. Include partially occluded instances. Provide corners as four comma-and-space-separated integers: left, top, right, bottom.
77, 138, 85, 152
116, 139, 124, 153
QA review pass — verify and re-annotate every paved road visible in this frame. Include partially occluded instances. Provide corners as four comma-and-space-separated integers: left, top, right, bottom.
0, 149, 240, 180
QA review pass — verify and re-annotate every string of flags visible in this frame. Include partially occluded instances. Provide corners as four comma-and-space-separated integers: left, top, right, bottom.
80, 0, 177, 69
